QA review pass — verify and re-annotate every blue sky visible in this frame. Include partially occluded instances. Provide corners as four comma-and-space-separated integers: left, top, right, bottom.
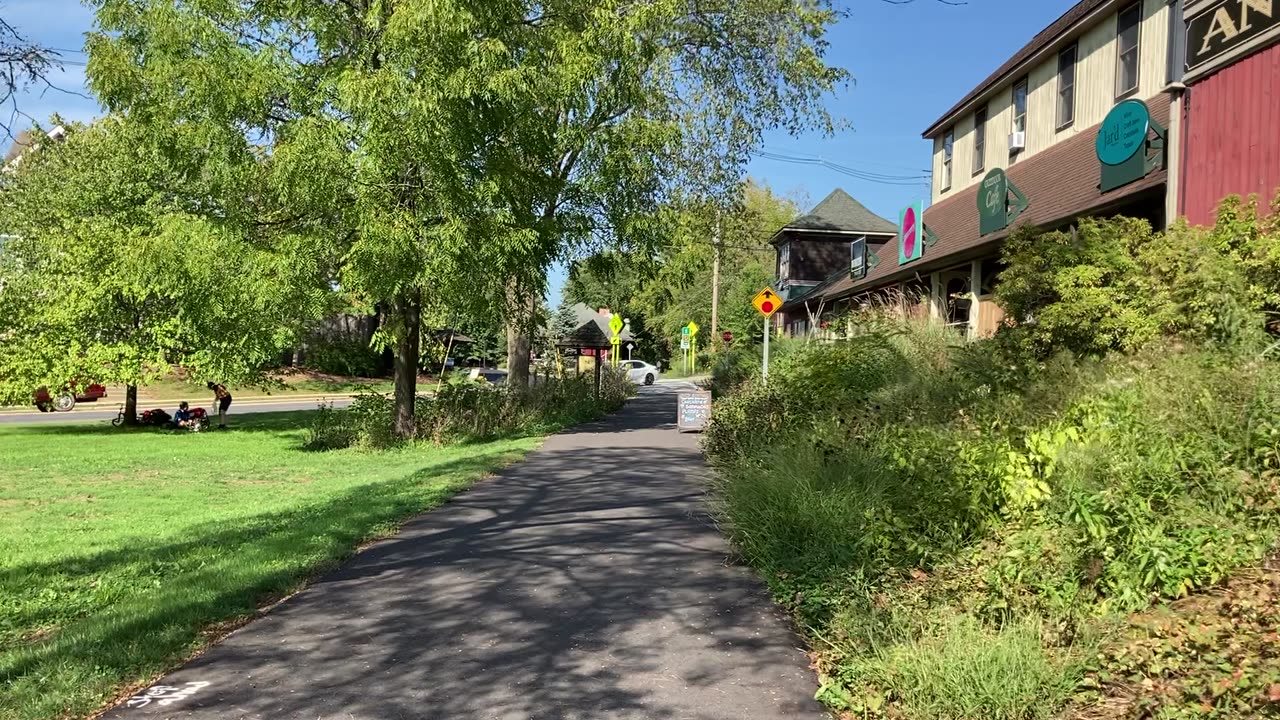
3, 0, 1078, 302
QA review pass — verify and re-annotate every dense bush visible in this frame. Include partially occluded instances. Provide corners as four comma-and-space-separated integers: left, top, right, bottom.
305, 369, 633, 450
704, 201, 1280, 718
996, 196, 1280, 358
303, 339, 384, 377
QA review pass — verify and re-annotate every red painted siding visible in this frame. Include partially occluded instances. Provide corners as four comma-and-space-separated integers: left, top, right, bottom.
1182, 42, 1280, 227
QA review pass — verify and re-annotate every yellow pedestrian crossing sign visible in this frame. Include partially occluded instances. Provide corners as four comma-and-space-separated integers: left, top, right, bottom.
609, 314, 623, 337
687, 321, 699, 336
752, 288, 781, 318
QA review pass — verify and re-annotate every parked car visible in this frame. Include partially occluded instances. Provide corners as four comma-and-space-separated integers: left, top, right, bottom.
619, 360, 660, 386
34, 383, 107, 412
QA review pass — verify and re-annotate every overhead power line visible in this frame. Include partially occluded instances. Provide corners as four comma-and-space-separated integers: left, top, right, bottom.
754, 149, 931, 186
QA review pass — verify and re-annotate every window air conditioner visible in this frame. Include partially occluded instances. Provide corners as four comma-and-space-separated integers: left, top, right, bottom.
1007, 131, 1026, 153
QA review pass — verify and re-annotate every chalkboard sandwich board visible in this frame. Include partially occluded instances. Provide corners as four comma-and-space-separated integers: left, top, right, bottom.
677, 391, 712, 433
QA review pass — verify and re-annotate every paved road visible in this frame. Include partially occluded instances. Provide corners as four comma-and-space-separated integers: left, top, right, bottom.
0, 397, 354, 425
104, 384, 824, 720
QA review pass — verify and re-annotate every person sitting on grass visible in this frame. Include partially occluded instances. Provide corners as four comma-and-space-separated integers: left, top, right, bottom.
171, 402, 195, 430
207, 381, 232, 429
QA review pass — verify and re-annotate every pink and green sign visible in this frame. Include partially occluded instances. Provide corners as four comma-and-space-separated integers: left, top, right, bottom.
899, 201, 925, 265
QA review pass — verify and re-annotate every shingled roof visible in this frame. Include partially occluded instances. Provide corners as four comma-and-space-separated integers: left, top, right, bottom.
773, 188, 897, 241
557, 304, 634, 349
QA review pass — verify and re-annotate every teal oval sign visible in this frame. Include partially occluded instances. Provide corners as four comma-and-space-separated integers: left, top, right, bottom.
1096, 100, 1150, 166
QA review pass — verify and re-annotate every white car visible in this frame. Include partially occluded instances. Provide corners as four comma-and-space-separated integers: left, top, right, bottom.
619, 360, 660, 386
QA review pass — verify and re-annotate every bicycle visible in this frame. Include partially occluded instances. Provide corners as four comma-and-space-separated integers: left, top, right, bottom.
111, 403, 126, 427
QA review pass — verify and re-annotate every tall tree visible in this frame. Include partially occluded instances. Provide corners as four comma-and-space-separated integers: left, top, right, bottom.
0, 120, 328, 421
495, 0, 848, 388
86, 0, 554, 437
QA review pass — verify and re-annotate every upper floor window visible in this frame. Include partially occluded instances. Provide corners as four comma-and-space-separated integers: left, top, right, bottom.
1012, 78, 1028, 137
1057, 44, 1077, 129
778, 242, 791, 278
942, 128, 954, 191
850, 236, 867, 279
1116, 3, 1141, 98
973, 107, 987, 174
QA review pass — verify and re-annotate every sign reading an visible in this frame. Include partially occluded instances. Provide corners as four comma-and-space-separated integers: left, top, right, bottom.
680, 337, 690, 350
977, 168, 1030, 236
752, 288, 781, 318
898, 201, 924, 265
1187, 0, 1279, 71
1097, 100, 1151, 166
677, 390, 712, 433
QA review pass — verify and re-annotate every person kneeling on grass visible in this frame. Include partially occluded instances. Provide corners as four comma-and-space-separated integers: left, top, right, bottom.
171, 402, 195, 430
207, 381, 232, 429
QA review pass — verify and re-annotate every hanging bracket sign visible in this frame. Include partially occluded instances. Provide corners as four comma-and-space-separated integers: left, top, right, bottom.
977, 168, 1029, 235
1097, 100, 1165, 193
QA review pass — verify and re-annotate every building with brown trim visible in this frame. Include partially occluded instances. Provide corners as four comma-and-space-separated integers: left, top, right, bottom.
777, 0, 1183, 338
770, 189, 897, 336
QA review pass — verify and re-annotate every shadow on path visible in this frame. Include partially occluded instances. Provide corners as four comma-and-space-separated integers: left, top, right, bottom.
104, 387, 825, 720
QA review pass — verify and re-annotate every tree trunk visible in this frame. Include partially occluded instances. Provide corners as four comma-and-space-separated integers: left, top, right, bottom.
124, 384, 139, 426
392, 290, 421, 439
506, 320, 532, 391
505, 283, 536, 391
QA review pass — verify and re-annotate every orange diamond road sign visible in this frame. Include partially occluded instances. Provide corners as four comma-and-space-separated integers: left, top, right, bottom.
752, 288, 781, 318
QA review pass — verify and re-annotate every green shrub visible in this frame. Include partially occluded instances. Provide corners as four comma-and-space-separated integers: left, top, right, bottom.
304, 392, 398, 450
303, 339, 383, 377
995, 217, 1162, 356
817, 614, 1085, 720
703, 313, 1280, 718
706, 346, 761, 397
304, 370, 634, 450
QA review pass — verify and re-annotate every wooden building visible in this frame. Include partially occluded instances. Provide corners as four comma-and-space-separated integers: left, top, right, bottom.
776, 0, 1184, 339
772, 189, 897, 336
1179, 0, 1280, 225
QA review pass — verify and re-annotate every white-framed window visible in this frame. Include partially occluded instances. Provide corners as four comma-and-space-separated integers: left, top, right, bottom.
778, 242, 791, 278
1057, 43, 1077, 129
1116, 2, 1141, 98
973, 106, 987, 174
942, 128, 954, 191
850, 236, 867, 279
1012, 78, 1028, 135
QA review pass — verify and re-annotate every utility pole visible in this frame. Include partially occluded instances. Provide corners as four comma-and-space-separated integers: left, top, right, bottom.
710, 211, 721, 349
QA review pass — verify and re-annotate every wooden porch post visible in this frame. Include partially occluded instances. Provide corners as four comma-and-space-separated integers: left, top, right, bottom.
929, 272, 943, 322
968, 260, 983, 340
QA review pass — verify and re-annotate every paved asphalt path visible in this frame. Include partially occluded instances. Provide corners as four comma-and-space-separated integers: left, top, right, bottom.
0, 397, 354, 424
103, 384, 824, 720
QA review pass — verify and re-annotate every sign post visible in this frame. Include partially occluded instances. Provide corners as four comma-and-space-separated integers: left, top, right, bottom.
751, 287, 781, 386
680, 325, 691, 374
608, 314, 624, 367
763, 317, 770, 385
686, 321, 700, 374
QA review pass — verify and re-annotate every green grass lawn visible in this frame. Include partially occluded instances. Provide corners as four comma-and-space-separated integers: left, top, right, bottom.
0, 412, 538, 720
